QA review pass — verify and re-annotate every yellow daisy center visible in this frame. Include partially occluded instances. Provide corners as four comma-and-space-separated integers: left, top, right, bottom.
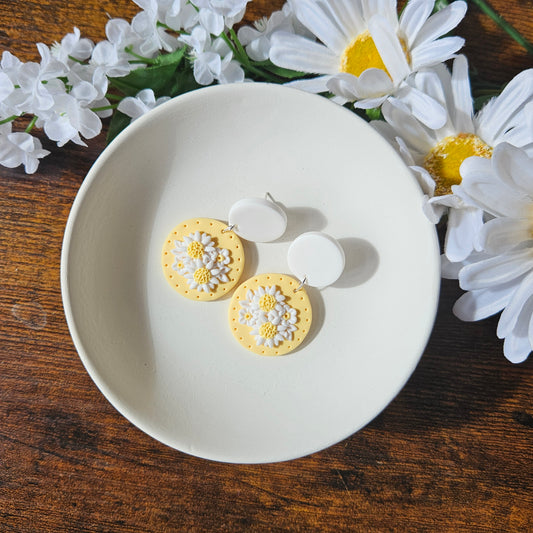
340, 30, 409, 79
187, 241, 204, 259
259, 322, 277, 340
216, 253, 225, 263
259, 294, 277, 312
283, 312, 291, 321
193, 267, 211, 285
424, 133, 493, 196
244, 312, 252, 321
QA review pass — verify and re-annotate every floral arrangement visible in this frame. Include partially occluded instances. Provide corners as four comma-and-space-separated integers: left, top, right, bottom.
1, 0, 532, 363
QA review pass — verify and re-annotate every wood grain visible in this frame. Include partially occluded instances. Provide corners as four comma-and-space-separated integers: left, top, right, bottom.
0, 0, 531, 531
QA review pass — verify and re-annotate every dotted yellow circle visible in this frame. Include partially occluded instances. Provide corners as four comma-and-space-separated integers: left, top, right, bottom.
228, 273, 312, 356
162, 218, 245, 301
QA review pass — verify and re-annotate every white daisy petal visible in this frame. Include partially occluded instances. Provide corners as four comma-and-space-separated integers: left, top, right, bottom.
396, 85, 447, 129
459, 248, 533, 291
460, 156, 531, 218
270, 32, 338, 74
290, 0, 346, 54
412, 1, 467, 48
453, 284, 515, 322
450, 54, 474, 133
444, 206, 483, 262
492, 142, 533, 196
286, 75, 333, 93
503, 333, 531, 364
381, 98, 435, 153
411, 36, 465, 71
475, 69, 533, 145
498, 270, 533, 339
399, 0, 434, 48
323, 0, 366, 40
479, 217, 532, 255
368, 15, 410, 84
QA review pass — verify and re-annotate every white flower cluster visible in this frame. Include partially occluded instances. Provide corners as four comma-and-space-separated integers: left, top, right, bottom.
239, 285, 298, 348
171, 231, 231, 293
0, 0, 253, 173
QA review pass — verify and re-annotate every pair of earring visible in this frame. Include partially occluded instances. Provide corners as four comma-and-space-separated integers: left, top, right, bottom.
161, 195, 345, 356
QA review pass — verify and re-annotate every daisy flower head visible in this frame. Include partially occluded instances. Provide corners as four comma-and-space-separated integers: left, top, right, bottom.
374, 56, 533, 262
269, 0, 467, 127
183, 255, 231, 293
250, 285, 286, 314
172, 230, 218, 263
443, 143, 533, 363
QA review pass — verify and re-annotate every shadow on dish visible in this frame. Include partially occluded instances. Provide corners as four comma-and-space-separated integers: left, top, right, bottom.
333, 237, 379, 289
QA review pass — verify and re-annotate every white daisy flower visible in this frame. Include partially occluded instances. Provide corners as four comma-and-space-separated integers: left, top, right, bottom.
373, 56, 533, 262
278, 304, 298, 339
172, 231, 218, 262
269, 0, 467, 128
250, 285, 286, 314
250, 318, 287, 348
183, 255, 230, 293
443, 143, 533, 363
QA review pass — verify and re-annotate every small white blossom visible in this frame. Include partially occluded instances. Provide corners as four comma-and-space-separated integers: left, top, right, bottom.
0, 124, 50, 174
118, 88, 171, 122
51, 27, 94, 66
132, 0, 180, 56
193, 0, 251, 35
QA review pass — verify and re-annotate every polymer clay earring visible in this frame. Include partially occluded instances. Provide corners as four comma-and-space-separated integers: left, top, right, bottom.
229, 232, 345, 356
161, 195, 287, 301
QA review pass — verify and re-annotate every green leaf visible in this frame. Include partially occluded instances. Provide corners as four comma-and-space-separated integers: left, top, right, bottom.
106, 110, 131, 144
256, 60, 306, 80
110, 63, 181, 97
365, 107, 382, 121
152, 46, 187, 67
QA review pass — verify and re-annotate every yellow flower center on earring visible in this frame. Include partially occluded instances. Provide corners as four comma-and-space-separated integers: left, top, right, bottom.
259, 294, 277, 312
283, 312, 291, 321
244, 312, 252, 321
217, 254, 225, 263
340, 30, 409, 79
424, 133, 493, 196
259, 322, 277, 339
187, 241, 204, 259
193, 267, 211, 285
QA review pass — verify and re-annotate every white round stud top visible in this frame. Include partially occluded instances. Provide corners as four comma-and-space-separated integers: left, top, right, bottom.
228, 197, 287, 242
287, 232, 345, 288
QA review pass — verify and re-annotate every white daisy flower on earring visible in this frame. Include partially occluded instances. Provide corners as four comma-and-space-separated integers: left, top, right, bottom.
172, 231, 218, 262
373, 56, 533, 262
184, 255, 231, 293
442, 143, 533, 364
269, 0, 467, 128
250, 318, 287, 348
250, 285, 286, 315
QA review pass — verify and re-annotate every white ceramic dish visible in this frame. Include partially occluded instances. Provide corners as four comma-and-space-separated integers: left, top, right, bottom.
61, 83, 440, 464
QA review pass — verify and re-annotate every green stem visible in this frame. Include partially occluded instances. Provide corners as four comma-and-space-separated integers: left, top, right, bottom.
0, 114, 20, 125
124, 46, 158, 65
91, 104, 119, 112
25, 116, 38, 133
229, 28, 248, 61
105, 93, 124, 102
468, 0, 533, 55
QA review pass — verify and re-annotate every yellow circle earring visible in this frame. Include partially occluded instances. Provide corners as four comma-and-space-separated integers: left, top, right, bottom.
161, 195, 287, 301
228, 232, 345, 356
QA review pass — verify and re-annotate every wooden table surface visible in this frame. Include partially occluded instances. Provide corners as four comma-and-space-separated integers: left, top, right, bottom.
1, 0, 531, 531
